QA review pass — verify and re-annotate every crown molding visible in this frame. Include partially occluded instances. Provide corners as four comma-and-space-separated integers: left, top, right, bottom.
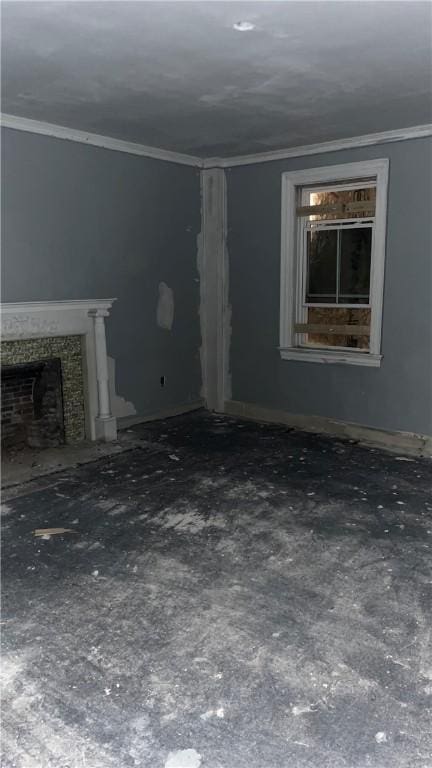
0, 113, 204, 168
2, 113, 431, 170
202, 124, 432, 168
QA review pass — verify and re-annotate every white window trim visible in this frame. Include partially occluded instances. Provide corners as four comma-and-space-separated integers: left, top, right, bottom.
279, 159, 389, 367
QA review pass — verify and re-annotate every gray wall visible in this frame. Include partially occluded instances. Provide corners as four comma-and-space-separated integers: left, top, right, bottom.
1, 128, 202, 418
227, 137, 432, 436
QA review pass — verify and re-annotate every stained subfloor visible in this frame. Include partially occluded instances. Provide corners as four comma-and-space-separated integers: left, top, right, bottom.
2, 410, 432, 768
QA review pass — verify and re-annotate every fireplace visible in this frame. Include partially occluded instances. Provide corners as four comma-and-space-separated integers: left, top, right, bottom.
1, 358, 65, 450
1, 300, 118, 443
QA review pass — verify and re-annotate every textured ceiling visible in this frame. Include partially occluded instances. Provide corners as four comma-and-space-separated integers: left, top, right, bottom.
2, 1, 432, 157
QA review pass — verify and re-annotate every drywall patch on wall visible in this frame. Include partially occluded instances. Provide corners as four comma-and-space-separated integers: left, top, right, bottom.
199, 168, 229, 411
108, 356, 136, 418
157, 282, 174, 331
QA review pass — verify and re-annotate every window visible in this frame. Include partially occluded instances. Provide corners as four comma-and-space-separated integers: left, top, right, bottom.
280, 160, 389, 366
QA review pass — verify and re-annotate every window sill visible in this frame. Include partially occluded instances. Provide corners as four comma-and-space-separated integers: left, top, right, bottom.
279, 347, 382, 367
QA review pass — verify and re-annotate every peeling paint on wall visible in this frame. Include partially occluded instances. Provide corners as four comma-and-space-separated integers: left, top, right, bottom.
157, 282, 174, 331
108, 356, 136, 418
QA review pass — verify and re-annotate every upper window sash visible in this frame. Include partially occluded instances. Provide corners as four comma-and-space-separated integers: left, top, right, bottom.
301, 179, 377, 195
298, 182, 377, 221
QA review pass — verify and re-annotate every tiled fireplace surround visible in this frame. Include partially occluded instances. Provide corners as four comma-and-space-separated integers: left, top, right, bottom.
1, 300, 117, 444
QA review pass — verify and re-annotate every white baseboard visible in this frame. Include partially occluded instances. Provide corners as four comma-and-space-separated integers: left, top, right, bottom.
117, 400, 204, 429
223, 400, 432, 457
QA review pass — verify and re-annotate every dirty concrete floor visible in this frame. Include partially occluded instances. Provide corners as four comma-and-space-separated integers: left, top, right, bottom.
1, 431, 140, 491
2, 411, 432, 768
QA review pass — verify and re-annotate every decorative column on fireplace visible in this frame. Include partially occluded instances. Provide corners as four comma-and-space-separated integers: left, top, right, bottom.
89, 308, 117, 441
1, 299, 118, 443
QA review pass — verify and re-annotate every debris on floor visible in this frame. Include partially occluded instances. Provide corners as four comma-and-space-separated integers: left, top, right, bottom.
2, 411, 431, 768
33, 527, 77, 537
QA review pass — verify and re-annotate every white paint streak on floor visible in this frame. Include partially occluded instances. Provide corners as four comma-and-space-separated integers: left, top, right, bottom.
165, 748, 202, 768
292, 703, 318, 716
200, 707, 225, 720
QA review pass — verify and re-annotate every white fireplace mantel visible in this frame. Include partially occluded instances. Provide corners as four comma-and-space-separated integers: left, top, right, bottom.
1, 299, 118, 442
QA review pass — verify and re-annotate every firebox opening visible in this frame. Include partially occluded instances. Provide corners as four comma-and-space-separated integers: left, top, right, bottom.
1, 358, 65, 451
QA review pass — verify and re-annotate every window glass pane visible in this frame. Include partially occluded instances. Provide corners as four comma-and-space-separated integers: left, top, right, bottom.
304, 307, 371, 350
306, 186, 376, 221
339, 228, 371, 303
306, 229, 337, 303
